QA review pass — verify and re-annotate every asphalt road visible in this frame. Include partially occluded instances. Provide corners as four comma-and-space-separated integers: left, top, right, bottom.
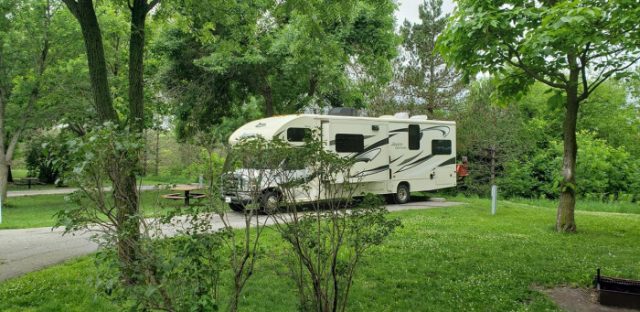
0, 200, 463, 282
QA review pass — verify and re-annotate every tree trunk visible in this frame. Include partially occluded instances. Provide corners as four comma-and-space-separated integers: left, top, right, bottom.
262, 83, 274, 117
128, 0, 146, 132
7, 165, 12, 183
557, 69, 579, 233
142, 129, 148, 175
111, 163, 141, 284
308, 74, 318, 97
0, 156, 7, 202
63, 0, 151, 285
0, 129, 20, 202
0, 93, 6, 202
65, 0, 118, 122
155, 130, 160, 176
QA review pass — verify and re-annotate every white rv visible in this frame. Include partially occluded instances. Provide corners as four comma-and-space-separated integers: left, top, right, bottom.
221, 112, 456, 211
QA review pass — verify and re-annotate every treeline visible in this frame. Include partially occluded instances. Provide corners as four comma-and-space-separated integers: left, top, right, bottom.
453, 80, 640, 201
5, 0, 639, 203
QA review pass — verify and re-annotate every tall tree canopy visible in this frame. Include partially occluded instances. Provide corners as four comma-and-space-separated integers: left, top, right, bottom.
399, 0, 461, 116
156, 0, 398, 140
439, 0, 640, 232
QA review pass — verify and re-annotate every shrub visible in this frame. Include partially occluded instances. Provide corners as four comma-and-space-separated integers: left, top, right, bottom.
25, 131, 72, 185
498, 130, 640, 200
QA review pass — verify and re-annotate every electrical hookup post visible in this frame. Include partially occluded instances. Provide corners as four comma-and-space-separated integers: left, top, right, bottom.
491, 185, 497, 215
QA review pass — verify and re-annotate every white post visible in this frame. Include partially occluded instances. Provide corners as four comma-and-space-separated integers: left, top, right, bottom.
491, 185, 497, 215
198, 175, 204, 188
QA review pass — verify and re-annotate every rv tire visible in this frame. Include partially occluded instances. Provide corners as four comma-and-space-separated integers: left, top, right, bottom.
228, 203, 245, 212
394, 183, 410, 204
260, 190, 281, 214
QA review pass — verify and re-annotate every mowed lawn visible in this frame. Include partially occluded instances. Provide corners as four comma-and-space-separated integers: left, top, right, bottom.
0, 190, 190, 229
1, 198, 639, 311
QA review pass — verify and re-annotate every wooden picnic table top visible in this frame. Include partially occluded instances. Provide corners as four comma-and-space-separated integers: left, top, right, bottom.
170, 184, 203, 192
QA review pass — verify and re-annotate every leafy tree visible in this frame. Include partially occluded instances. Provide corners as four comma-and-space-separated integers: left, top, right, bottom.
151, 26, 247, 141
0, 0, 55, 201
578, 81, 640, 156
467, 80, 640, 201
157, 0, 397, 140
398, 0, 462, 116
453, 79, 528, 194
439, 0, 640, 232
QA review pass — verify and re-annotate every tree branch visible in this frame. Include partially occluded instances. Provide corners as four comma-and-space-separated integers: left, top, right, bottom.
60, 0, 79, 18
5, 129, 22, 162
579, 43, 590, 101
585, 55, 640, 99
147, 0, 160, 13
504, 43, 567, 89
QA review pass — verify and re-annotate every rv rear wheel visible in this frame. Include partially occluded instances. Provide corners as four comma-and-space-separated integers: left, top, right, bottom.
394, 183, 410, 204
228, 203, 244, 212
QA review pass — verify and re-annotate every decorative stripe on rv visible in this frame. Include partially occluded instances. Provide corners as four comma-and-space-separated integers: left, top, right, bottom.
353, 165, 390, 178
396, 154, 435, 173
437, 157, 456, 167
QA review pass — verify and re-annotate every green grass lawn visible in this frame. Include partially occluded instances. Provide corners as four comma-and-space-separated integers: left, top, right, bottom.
0, 190, 192, 229
505, 196, 640, 214
139, 174, 194, 185
10, 168, 28, 179
1, 197, 639, 311
6, 173, 192, 192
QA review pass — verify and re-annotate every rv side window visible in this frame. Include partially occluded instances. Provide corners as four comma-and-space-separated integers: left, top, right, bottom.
335, 134, 364, 153
287, 128, 311, 142
408, 124, 420, 150
432, 140, 452, 155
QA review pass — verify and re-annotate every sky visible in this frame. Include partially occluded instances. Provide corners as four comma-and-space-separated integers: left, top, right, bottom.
395, 0, 455, 25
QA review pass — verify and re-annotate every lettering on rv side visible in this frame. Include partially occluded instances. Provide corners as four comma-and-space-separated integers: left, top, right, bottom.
391, 142, 406, 150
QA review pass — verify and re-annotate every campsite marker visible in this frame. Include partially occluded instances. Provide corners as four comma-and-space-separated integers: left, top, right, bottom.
491, 185, 497, 215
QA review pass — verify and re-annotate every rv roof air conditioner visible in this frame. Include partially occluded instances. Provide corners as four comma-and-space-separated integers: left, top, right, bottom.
394, 112, 410, 119
410, 115, 428, 120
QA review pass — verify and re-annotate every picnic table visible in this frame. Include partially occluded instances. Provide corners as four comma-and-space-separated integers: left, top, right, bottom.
161, 184, 206, 206
14, 177, 41, 189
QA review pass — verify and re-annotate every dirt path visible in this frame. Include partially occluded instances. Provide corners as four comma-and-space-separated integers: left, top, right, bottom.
0, 200, 463, 282
543, 287, 637, 312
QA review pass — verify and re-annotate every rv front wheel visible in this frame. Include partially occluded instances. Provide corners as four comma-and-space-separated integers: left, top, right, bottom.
260, 190, 281, 214
394, 183, 410, 204
228, 203, 244, 212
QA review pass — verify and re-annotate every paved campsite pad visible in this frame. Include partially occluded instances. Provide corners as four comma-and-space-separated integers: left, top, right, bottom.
542, 286, 638, 312
386, 200, 463, 212
0, 200, 462, 282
